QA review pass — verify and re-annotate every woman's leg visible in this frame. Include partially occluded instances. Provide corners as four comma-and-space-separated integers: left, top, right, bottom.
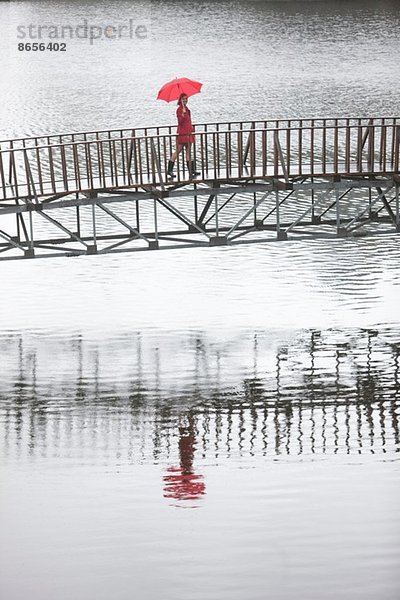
170, 146, 181, 162
186, 143, 199, 178
188, 142, 200, 177
186, 143, 194, 178
167, 144, 182, 178
186, 143, 191, 163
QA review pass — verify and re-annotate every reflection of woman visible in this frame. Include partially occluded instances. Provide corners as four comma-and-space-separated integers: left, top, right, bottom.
163, 415, 206, 504
167, 93, 200, 180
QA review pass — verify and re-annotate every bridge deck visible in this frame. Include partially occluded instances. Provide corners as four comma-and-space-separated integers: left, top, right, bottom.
1, 162, 393, 204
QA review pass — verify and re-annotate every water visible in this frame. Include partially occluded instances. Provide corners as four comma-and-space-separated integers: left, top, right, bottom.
1, 1, 400, 599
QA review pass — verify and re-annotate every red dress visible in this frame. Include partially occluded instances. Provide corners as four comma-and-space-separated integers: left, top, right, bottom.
177, 105, 195, 145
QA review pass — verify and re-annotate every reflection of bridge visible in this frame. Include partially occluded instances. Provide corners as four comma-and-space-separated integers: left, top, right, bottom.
0, 329, 399, 460
0, 117, 399, 259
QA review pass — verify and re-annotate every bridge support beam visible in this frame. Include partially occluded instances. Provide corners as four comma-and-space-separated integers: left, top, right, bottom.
337, 228, 348, 238
275, 191, 283, 240
335, 187, 341, 237
0, 175, 398, 261
209, 236, 228, 247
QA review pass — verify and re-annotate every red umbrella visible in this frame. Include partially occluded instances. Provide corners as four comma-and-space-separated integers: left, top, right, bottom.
157, 77, 203, 103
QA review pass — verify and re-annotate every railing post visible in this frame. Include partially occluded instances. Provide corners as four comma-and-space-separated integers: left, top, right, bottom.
243, 121, 255, 166
200, 132, 205, 180
127, 131, 137, 184
0, 148, 6, 200
250, 130, 256, 176
238, 130, 243, 178
225, 131, 231, 179
334, 120, 338, 174
261, 130, 267, 177
213, 132, 218, 177
394, 126, 400, 173
176, 135, 181, 181
368, 124, 374, 172
273, 130, 289, 183
73, 144, 82, 191
380, 123, 386, 171
150, 139, 165, 190
298, 126, 303, 176
345, 122, 350, 173
61, 145, 68, 191
273, 132, 279, 178
8, 141, 14, 187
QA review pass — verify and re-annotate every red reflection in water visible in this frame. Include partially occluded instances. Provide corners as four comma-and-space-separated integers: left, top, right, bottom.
163, 467, 206, 501
163, 419, 206, 505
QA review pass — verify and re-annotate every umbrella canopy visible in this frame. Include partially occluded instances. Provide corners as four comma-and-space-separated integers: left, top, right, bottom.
157, 77, 203, 103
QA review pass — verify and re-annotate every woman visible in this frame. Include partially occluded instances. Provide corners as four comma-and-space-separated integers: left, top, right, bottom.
167, 93, 199, 180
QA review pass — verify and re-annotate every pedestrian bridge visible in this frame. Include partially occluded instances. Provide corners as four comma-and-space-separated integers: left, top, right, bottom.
0, 117, 399, 259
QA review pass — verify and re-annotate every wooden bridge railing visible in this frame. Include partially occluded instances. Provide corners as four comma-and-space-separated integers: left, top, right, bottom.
1, 116, 398, 151
0, 120, 399, 202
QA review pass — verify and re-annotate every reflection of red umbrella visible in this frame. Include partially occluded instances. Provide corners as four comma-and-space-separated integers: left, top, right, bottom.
157, 77, 203, 103
163, 467, 206, 501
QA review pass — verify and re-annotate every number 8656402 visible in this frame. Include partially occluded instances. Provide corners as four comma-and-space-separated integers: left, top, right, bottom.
18, 42, 67, 51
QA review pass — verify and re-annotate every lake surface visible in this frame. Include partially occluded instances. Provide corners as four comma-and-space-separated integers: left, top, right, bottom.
0, 1, 400, 599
